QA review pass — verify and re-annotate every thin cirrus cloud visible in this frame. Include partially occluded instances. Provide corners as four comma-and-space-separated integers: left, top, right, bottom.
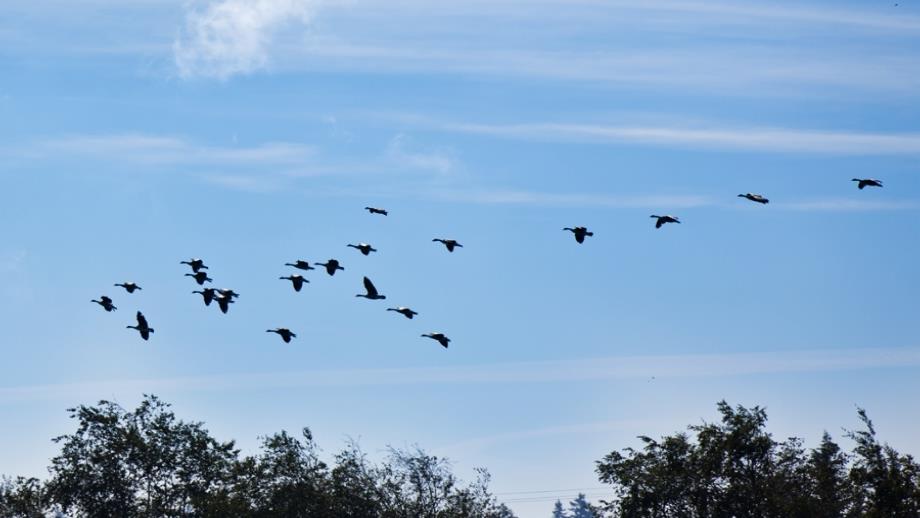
2, 345, 919, 404
174, 0, 323, 79
431, 121, 920, 155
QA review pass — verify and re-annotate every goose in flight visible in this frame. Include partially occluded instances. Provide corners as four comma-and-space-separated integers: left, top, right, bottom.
127, 311, 154, 340
181, 258, 208, 272
387, 307, 418, 319
280, 274, 309, 292
216, 288, 240, 299
315, 259, 344, 276
852, 178, 883, 190
650, 215, 681, 228
563, 226, 594, 244
347, 243, 378, 256
192, 288, 217, 306
114, 282, 142, 293
91, 296, 117, 312
267, 328, 297, 343
421, 332, 450, 349
365, 206, 388, 216
356, 276, 386, 300
185, 271, 212, 285
284, 260, 314, 271
433, 238, 463, 252
215, 294, 234, 314
738, 193, 769, 204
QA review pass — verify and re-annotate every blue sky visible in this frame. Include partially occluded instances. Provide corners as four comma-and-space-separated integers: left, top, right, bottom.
2, 0, 920, 515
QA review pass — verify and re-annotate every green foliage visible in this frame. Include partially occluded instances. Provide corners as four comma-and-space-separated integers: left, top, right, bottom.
596, 401, 920, 518
0, 395, 515, 518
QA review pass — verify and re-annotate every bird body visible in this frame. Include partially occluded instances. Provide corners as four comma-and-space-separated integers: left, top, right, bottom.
185, 271, 212, 285
357, 276, 386, 300
215, 294, 234, 314
280, 274, 309, 292
365, 206, 388, 216
114, 282, 142, 293
347, 243, 378, 256
387, 307, 418, 319
433, 238, 463, 252
181, 258, 208, 272
422, 333, 450, 349
563, 226, 594, 244
267, 328, 297, 343
852, 178, 883, 190
193, 288, 217, 306
285, 260, 315, 271
650, 215, 681, 228
738, 193, 769, 204
316, 259, 344, 276
92, 296, 117, 312
127, 311, 154, 340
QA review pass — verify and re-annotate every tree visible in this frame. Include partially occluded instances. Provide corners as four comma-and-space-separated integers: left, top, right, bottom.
567, 493, 598, 518
595, 401, 920, 518
2, 395, 517, 517
552, 499, 568, 518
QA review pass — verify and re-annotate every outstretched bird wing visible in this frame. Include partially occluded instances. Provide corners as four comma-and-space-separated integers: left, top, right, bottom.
136, 311, 148, 328
363, 276, 379, 297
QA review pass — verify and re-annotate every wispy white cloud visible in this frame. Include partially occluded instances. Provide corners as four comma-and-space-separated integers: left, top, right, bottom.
423, 120, 920, 155
174, 0, 324, 79
385, 134, 454, 175
3, 345, 918, 404
437, 189, 715, 210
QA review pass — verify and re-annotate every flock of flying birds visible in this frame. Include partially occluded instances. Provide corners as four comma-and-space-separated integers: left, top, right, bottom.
91, 177, 884, 349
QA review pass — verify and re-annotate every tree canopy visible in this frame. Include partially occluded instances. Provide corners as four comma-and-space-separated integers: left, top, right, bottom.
0, 395, 515, 518
595, 401, 920, 518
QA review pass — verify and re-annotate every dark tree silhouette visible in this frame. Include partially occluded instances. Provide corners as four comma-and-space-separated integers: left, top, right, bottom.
595, 401, 920, 518
0, 395, 516, 518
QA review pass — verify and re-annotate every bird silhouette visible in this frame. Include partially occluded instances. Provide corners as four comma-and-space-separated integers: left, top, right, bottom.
433, 238, 463, 252
127, 311, 154, 340
387, 306, 418, 319
180, 258, 208, 272
315, 259, 344, 276
284, 260, 315, 271
852, 178, 883, 190
91, 296, 117, 312
563, 226, 594, 244
422, 333, 450, 349
356, 276, 386, 300
215, 294, 234, 314
267, 328, 297, 343
192, 288, 217, 306
185, 271, 212, 285
114, 282, 142, 293
216, 288, 240, 299
365, 206, 388, 216
738, 193, 769, 204
650, 215, 681, 228
347, 243, 378, 256
280, 274, 309, 292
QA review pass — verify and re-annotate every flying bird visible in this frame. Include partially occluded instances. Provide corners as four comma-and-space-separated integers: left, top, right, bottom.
91, 296, 117, 312
433, 238, 463, 252
180, 258, 208, 272
215, 294, 234, 314
185, 271, 212, 285
284, 260, 315, 271
347, 243, 378, 256
852, 178, 883, 190
738, 193, 769, 204
127, 311, 154, 340
114, 282, 142, 293
650, 215, 681, 228
216, 288, 240, 299
421, 332, 450, 349
563, 226, 594, 244
267, 328, 297, 343
356, 276, 386, 300
387, 307, 418, 319
315, 259, 344, 276
192, 288, 217, 306
365, 206, 388, 216
280, 274, 309, 292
